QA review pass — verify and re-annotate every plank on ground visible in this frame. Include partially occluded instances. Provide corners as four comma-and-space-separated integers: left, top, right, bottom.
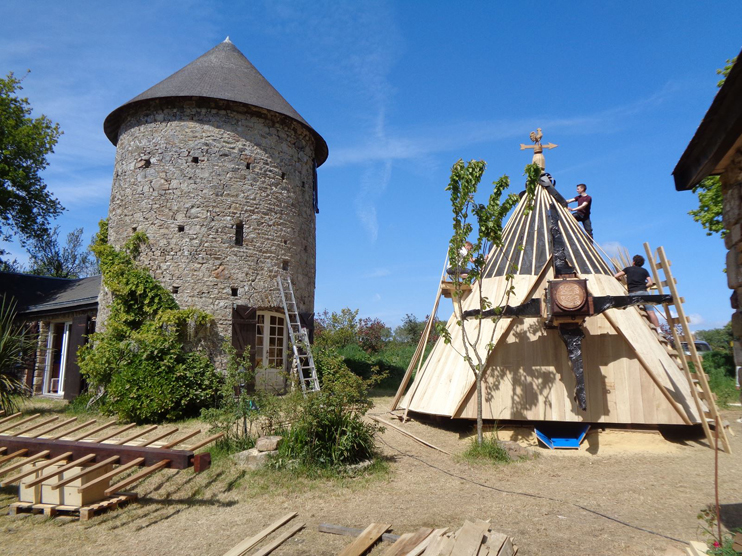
318, 523, 400, 544
407, 528, 448, 556
251, 521, 304, 556
382, 527, 433, 556
222, 512, 298, 556
338, 523, 392, 556
450, 520, 489, 556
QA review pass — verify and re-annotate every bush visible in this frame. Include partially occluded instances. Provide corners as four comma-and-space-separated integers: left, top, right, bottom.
0, 295, 33, 414
274, 355, 382, 470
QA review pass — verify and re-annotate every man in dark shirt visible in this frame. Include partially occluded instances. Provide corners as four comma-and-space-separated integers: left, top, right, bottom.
614, 254, 659, 327
566, 183, 593, 238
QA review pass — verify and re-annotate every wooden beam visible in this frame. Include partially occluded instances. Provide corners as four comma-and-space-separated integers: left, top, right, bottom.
51, 456, 120, 490
0, 412, 22, 426
139, 428, 178, 447
223, 513, 298, 556
30, 417, 78, 438
69, 421, 117, 441
1, 452, 73, 486
10, 416, 59, 436
51, 419, 97, 440
0, 435, 197, 468
187, 433, 224, 452
0, 414, 40, 434
114, 426, 159, 446
0, 450, 50, 475
0, 449, 28, 465
339, 523, 392, 556
160, 430, 200, 449
24, 453, 97, 487
94, 423, 138, 443
77, 457, 145, 493
251, 522, 305, 556
104, 459, 170, 496
369, 416, 451, 455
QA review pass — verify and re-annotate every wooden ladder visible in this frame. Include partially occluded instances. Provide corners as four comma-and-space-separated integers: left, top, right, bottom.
643, 243, 731, 453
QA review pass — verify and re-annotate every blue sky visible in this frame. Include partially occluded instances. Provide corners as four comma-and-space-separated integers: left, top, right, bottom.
1, 1, 740, 330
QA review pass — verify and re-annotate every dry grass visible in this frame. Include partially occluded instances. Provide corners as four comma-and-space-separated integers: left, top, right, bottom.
1, 396, 741, 555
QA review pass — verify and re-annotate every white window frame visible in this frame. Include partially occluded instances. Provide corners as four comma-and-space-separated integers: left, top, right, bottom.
43, 321, 71, 396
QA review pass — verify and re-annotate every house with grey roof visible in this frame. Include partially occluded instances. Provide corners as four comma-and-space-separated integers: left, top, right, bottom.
0, 272, 100, 399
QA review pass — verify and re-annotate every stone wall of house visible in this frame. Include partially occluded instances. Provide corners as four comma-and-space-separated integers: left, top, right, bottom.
722, 149, 742, 373
100, 98, 318, 365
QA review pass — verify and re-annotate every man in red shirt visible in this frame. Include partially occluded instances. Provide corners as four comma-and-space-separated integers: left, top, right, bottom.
566, 183, 593, 238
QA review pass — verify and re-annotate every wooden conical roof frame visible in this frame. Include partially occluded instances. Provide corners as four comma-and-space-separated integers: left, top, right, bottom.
398, 185, 703, 425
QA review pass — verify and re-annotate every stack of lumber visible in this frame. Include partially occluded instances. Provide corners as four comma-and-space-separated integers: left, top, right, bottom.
333, 520, 516, 556
222, 513, 304, 556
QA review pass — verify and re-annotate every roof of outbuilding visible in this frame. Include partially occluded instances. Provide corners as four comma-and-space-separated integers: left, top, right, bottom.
0, 273, 100, 317
673, 50, 742, 191
103, 38, 328, 166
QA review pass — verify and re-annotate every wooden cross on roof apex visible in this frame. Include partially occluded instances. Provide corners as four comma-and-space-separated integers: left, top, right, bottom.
520, 128, 558, 169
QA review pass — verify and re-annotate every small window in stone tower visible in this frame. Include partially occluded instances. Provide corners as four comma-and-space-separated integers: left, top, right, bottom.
282, 260, 289, 272
231, 287, 239, 297
235, 223, 244, 246
178, 225, 185, 233
171, 286, 180, 294
245, 162, 251, 170
191, 156, 199, 164
281, 172, 286, 180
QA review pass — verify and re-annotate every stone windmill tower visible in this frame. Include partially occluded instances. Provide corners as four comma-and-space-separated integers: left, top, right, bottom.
101, 38, 327, 383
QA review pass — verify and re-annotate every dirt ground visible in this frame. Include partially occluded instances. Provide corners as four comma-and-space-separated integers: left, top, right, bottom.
1, 397, 741, 555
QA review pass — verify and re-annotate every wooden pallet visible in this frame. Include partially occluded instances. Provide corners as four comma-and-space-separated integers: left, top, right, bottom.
9, 492, 137, 521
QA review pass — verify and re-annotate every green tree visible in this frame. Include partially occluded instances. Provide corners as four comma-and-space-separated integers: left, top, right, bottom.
437, 160, 539, 445
25, 226, 98, 278
688, 56, 737, 237
696, 322, 733, 355
0, 72, 63, 260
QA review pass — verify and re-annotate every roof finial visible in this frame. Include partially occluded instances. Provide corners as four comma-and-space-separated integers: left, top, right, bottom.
224, 36, 232, 43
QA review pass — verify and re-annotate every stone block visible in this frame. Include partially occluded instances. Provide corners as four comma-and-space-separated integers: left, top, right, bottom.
232, 448, 277, 470
256, 435, 283, 452
728, 249, 741, 289
733, 310, 742, 340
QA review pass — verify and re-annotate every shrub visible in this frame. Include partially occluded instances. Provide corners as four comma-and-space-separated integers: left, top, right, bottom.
0, 295, 33, 414
275, 356, 382, 470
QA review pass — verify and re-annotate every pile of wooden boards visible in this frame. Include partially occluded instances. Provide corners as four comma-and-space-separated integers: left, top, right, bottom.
331, 519, 517, 556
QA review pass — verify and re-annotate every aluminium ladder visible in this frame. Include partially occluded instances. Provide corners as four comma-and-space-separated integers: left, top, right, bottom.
277, 276, 320, 394
643, 243, 731, 453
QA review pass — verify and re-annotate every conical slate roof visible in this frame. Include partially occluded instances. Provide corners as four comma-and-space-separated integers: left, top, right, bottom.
104, 38, 328, 165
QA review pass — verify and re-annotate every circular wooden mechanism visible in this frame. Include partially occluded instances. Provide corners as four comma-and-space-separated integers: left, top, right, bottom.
553, 280, 587, 311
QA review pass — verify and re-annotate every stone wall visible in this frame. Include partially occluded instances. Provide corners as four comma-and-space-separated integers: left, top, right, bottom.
101, 98, 318, 368
722, 149, 742, 376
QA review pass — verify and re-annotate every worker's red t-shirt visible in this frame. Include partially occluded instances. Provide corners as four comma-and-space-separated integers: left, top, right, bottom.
574, 194, 592, 216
